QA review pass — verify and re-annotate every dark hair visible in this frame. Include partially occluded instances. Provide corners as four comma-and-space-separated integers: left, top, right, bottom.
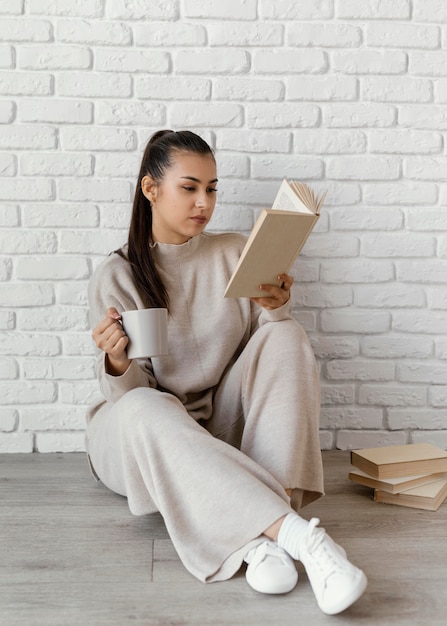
117, 130, 215, 310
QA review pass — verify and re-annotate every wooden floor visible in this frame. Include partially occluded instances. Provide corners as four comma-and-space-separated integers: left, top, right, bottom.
1, 450, 446, 626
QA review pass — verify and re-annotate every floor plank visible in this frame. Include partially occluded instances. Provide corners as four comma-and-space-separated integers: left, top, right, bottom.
1, 451, 446, 625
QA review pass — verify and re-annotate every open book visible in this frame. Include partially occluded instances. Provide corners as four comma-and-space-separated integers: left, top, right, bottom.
224, 179, 326, 298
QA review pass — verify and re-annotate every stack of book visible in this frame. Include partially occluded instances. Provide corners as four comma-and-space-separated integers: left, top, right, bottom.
349, 443, 447, 511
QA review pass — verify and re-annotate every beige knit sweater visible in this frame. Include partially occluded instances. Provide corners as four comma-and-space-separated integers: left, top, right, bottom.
88, 231, 292, 421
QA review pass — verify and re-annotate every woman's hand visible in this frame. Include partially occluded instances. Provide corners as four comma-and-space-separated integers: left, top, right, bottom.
92, 307, 131, 376
250, 274, 293, 311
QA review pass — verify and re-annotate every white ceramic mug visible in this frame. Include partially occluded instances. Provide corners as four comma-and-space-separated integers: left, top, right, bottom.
121, 308, 168, 359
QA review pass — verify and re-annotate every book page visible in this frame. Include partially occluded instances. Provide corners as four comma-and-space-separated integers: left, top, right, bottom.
272, 179, 326, 215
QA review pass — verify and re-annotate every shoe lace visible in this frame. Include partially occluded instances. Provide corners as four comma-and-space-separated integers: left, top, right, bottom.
302, 519, 345, 579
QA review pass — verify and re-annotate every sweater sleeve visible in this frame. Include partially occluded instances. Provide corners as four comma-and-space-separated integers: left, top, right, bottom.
249, 296, 294, 336
88, 254, 157, 404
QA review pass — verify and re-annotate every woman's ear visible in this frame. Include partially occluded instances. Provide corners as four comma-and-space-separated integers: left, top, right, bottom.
141, 176, 158, 203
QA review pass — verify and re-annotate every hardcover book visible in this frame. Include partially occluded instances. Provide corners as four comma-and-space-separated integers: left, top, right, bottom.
224, 179, 326, 298
350, 443, 447, 480
374, 478, 447, 511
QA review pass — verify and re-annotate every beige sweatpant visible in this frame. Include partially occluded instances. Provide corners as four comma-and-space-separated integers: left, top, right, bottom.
86, 320, 324, 583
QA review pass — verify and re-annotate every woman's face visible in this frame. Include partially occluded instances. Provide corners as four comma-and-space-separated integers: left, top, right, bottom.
142, 151, 218, 245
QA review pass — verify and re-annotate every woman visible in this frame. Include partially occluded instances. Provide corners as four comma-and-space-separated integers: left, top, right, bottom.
86, 129, 367, 615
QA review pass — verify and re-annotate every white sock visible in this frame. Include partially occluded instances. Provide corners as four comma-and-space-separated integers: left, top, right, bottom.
276, 512, 310, 560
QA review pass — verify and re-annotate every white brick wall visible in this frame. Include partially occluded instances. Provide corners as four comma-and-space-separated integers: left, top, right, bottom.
1, 0, 446, 453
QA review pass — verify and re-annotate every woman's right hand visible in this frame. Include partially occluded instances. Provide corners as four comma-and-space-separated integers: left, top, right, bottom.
92, 307, 131, 375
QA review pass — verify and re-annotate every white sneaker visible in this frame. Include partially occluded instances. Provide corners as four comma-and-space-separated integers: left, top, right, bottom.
245, 540, 298, 594
298, 518, 367, 615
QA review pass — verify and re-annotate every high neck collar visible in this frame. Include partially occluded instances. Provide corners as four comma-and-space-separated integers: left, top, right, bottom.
151, 233, 203, 266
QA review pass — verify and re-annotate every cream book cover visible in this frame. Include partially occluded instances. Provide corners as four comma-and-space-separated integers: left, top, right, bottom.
348, 467, 447, 495
224, 179, 326, 298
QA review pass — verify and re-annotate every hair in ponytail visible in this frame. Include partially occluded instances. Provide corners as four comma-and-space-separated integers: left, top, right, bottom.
116, 130, 215, 310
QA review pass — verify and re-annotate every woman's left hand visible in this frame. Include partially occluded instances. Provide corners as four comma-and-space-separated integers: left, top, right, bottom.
250, 273, 293, 310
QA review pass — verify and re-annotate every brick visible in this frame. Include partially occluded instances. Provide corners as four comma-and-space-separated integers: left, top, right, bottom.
363, 77, 432, 103
175, 49, 249, 74
23, 357, 95, 380
294, 284, 353, 308
0, 331, 60, 356
326, 156, 400, 180
61, 127, 136, 151
260, 0, 333, 19
404, 157, 447, 181
96, 101, 165, 126
136, 76, 211, 101
209, 22, 283, 47
134, 22, 206, 46
16, 256, 90, 280
21, 153, 93, 177
321, 384, 355, 405
331, 208, 403, 231
0, 283, 54, 307
95, 48, 170, 73
0, 356, 18, 379
337, 0, 410, 19
58, 180, 131, 203
437, 339, 447, 359
389, 409, 447, 430
294, 310, 317, 332
319, 431, 334, 450
36, 432, 86, 453
367, 23, 439, 49
21, 407, 86, 431
393, 311, 447, 334
0, 125, 56, 149
0, 312, 15, 330
215, 154, 250, 179
427, 287, 447, 309
59, 381, 102, 405
410, 52, 447, 77
19, 99, 93, 124
0, 381, 57, 404
0, 433, 34, 453
293, 130, 366, 154
95, 153, 141, 179
0, 71, 53, 96
334, 50, 407, 75
216, 130, 291, 153
369, 130, 441, 154
397, 260, 447, 284
359, 384, 426, 407
0, 229, 56, 253
18, 307, 89, 331
29, 0, 103, 17
0, 409, 18, 432
58, 72, 133, 97
213, 77, 283, 102
302, 234, 359, 258
336, 431, 407, 451
218, 179, 283, 206
402, 104, 447, 131
246, 103, 319, 128
414, 0, 447, 22
59, 229, 126, 254
107, 0, 178, 20
292, 259, 321, 283
0, 44, 13, 68
0, 153, 16, 176
57, 19, 131, 46
287, 22, 361, 47
365, 183, 438, 205
430, 387, 447, 407
322, 259, 394, 283
362, 232, 435, 256
62, 332, 95, 356
0, 0, 23, 14
324, 103, 396, 128
184, 0, 256, 19
355, 284, 425, 308
321, 310, 390, 333
398, 362, 447, 385
22, 204, 98, 228
18, 44, 91, 70
320, 407, 383, 430
436, 79, 447, 103
0, 179, 54, 201
0, 100, 15, 123
327, 359, 395, 382
169, 103, 243, 128
56, 282, 89, 307
0, 257, 12, 279
438, 238, 447, 259
254, 50, 327, 74
0, 18, 51, 41
208, 206, 254, 232
362, 336, 433, 359
251, 155, 323, 180
309, 336, 359, 359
